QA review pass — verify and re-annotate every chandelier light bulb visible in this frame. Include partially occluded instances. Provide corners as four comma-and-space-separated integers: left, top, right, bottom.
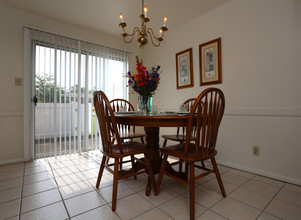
144, 7, 148, 18
119, 13, 124, 22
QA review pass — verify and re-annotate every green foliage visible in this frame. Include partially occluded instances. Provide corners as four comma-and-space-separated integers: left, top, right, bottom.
69, 85, 85, 93
35, 75, 67, 103
35, 75, 93, 103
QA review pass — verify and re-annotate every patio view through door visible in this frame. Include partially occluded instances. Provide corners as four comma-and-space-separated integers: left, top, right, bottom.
30, 28, 129, 158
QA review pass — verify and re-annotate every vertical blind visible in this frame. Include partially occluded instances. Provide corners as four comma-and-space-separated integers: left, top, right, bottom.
26, 27, 130, 158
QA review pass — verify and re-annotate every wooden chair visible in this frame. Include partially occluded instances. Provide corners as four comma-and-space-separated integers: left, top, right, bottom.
162, 98, 196, 146
94, 91, 156, 211
110, 99, 145, 144
155, 88, 226, 220
110, 99, 145, 171
161, 98, 196, 171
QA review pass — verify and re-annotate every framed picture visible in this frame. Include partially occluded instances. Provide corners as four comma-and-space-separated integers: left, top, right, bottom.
176, 48, 194, 89
199, 38, 222, 86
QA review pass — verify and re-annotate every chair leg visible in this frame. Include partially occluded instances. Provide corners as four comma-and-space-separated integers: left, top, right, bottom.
184, 161, 189, 179
96, 155, 107, 188
160, 139, 168, 159
112, 158, 119, 211
201, 161, 206, 168
155, 154, 168, 196
130, 156, 137, 179
211, 157, 226, 197
189, 162, 195, 220
162, 139, 167, 147
119, 158, 123, 170
179, 159, 183, 172
144, 153, 156, 193
178, 141, 185, 172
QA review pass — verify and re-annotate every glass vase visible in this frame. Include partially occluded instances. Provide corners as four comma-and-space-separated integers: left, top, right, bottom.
138, 94, 153, 114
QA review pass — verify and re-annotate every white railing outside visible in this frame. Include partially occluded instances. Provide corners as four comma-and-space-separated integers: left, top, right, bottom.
35, 102, 92, 140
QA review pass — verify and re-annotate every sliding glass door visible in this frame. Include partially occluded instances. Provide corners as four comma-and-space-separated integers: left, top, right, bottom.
30, 29, 129, 158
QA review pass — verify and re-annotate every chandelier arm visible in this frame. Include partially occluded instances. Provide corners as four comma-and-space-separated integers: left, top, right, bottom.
147, 28, 164, 41
126, 27, 141, 37
123, 27, 141, 43
147, 29, 161, 47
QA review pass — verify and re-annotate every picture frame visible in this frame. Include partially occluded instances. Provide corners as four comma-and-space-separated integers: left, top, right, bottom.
176, 48, 194, 89
199, 38, 222, 86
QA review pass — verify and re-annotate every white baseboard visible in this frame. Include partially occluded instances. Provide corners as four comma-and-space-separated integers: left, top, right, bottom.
217, 159, 301, 186
0, 158, 24, 165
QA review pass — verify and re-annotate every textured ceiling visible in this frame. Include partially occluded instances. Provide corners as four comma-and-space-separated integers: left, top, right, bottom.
0, 0, 228, 37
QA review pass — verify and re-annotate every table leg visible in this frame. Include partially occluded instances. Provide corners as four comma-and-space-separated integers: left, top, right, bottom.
144, 127, 161, 195
144, 127, 161, 173
143, 127, 188, 195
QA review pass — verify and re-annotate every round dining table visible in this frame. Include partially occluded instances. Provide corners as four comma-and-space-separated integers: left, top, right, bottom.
115, 112, 190, 194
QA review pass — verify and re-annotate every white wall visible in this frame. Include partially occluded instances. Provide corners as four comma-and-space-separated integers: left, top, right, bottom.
0, 3, 139, 164
1, 0, 301, 185
141, 0, 301, 184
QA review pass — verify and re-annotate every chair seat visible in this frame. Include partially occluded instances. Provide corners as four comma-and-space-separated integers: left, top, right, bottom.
160, 143, 217, 161
119, 133, 145, 139
161, 134, 195, 142
103, 141, 150, 158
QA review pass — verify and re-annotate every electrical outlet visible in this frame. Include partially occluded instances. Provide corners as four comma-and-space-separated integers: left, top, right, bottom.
253, 146, 260, 156
14, 77, 22, 86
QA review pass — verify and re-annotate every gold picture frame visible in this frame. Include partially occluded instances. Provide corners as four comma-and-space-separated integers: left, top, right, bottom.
176, 48, 194, 89
199, 38, 222, 86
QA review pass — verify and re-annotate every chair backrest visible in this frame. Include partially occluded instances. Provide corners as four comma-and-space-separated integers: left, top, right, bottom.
176, 98, 196, 137
110, 99, 135, 112
93, 91, 123, 155
182, 98, 196, 112
109, 99, 136, 134
184, 88, 225, 157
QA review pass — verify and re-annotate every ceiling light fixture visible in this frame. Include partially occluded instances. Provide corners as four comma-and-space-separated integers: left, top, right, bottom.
119, 0, 168, 48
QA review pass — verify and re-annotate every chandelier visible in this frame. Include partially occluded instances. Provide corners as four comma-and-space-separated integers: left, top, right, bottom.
119, 0, 168, 48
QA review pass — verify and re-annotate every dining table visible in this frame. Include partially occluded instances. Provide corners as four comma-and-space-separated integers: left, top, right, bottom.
114, 111, 190, 195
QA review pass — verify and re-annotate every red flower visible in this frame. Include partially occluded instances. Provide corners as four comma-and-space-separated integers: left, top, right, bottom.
138, 81, 145, 87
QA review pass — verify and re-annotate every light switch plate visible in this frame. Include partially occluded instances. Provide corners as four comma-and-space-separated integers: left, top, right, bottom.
15, 77, 22, 86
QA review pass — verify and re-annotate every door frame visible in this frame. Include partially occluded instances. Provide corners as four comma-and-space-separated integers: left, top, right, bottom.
23, 28, 34, 161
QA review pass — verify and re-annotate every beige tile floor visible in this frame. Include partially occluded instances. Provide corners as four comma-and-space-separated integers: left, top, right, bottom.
0, 151, 301, 220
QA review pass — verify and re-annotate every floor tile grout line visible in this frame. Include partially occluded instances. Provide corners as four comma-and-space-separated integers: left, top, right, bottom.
69, 205, 122, 220
19, 159, 71, 217
276, 197, 301, 209
0, 174, 24, 184
83, 152, 185, 220
258, 182, 288, 219
48, 160, 72, 219
250, 175, 286, 188
64, 152, 124, 219
216, 174, 266, 219
18, 154, 116, 218
128, 161, 230, 219
128, 188, 177, 220
18, 201, 67, 217
209, 209, 231, 220
17, 162, 26, 220
224, 173, 285, 220
3, 152, 300, 219
198, 170, 257, 219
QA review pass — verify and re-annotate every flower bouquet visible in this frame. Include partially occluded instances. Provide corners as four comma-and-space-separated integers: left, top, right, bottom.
126, 56, 161, 113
